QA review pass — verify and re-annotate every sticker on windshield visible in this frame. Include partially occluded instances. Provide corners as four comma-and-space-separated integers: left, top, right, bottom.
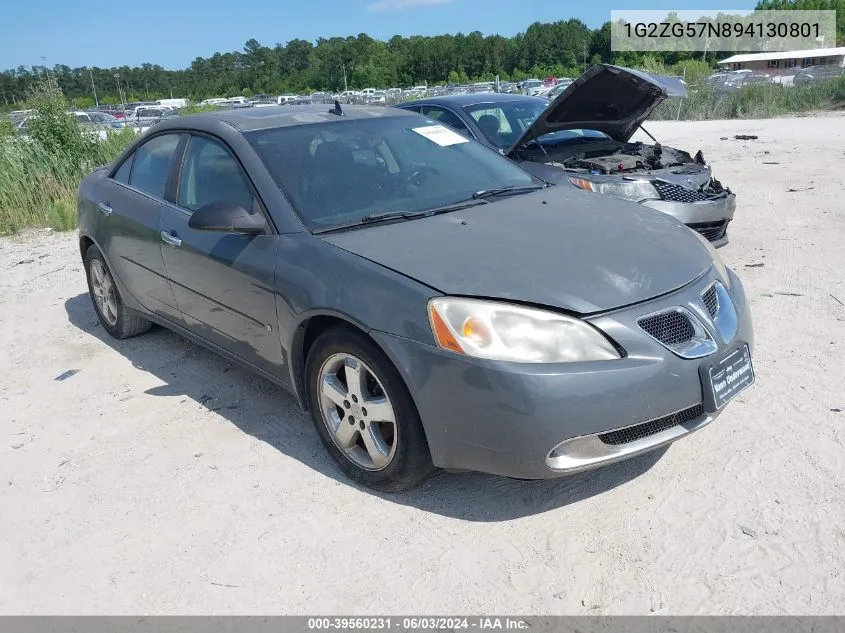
412, 125, 469, 146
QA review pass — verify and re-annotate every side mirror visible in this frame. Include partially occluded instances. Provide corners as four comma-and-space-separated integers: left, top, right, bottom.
188, 202, 267, 235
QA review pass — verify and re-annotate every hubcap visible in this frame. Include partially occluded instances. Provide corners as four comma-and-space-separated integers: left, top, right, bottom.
90, 259, 119, 327
318, 353, 398, 471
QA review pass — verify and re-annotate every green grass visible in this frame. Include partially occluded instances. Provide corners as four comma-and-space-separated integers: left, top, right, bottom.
0, 125, 135, 235
652, 76, 845, 121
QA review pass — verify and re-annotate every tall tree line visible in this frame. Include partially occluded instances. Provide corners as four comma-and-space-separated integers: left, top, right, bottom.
2, 0, 841, 107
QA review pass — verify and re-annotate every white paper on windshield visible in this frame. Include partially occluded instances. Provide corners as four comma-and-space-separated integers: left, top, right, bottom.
412, 125, 469, 146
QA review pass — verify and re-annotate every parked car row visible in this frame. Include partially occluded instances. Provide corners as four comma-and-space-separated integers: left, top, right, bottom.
77, 63, 754, 491
398, 65, 735, 246
704, 65, 845, 90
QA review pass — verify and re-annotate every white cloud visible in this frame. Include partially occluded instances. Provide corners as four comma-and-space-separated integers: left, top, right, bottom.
366, 0, 453, 12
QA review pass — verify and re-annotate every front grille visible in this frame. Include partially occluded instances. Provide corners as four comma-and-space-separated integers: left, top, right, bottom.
652, 180, 709, 203
638, 311, 695, 346
599, 404, 705, 445
689, 220, 729, 242
702, 284, 719, 318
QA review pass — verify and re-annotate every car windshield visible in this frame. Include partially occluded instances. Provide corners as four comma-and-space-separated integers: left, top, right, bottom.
246, 116, 540, 231
462, 100, 610, 150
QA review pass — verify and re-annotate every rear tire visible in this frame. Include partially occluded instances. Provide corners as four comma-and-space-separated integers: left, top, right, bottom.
305, 325, 435, 492
84, 244, 152, 339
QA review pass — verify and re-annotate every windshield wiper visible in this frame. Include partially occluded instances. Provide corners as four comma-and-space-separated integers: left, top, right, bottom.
314, 198, 490, 233
361, 198, 489, 224
471, 184, 546, 199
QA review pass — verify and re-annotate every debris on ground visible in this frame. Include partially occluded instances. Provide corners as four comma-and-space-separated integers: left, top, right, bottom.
831, 408, 842, 413
775, 292, 804, 297
829, 294, 844, 307
745, 263, 765, 268
787, 187, 815, 192
54, 369, 79, 381
735, 134, 759, 140
15, 259, 34, 266
42, 475, 65, 493
762, 162, 780, 165
739, 525, 758, 538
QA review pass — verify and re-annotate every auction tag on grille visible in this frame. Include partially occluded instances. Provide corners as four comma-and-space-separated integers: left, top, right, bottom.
701, 344, 755, 412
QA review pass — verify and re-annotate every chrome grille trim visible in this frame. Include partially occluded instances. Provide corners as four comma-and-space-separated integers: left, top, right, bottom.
710, 281, 738, 344
637, 307, 717, 359
546, 403, 714, 474
701, 282, 719, 318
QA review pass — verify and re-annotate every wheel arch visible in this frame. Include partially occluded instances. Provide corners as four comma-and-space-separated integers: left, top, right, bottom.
78, 232, 142, 314
79, 233, 96, 261
288, 311, 374, 409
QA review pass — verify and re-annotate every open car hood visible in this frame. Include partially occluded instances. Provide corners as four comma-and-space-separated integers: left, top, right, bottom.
507, 64, 687, 154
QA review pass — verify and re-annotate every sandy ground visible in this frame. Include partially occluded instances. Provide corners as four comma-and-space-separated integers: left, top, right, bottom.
1, 114, 844, 615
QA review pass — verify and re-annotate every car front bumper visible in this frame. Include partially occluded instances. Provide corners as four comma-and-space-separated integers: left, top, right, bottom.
642, 193, 736, 248
371, 267, 753, 480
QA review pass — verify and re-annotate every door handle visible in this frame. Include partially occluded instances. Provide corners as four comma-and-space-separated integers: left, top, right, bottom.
98, 202, 113, 215
160, 230, 182, 247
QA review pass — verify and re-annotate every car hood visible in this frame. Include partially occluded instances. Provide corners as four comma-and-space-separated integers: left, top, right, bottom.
507, 64, 687, 154
321, 189, 714, 314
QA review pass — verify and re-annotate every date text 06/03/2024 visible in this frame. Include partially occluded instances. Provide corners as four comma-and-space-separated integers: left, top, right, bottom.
306, 617, 531, 630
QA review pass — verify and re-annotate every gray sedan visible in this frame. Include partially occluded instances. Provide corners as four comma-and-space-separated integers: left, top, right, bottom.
77, 104, 754, 491
398, 64, 737, 246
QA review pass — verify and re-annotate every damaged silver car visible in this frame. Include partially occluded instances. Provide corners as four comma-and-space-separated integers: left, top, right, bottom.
398, 64, 736, 246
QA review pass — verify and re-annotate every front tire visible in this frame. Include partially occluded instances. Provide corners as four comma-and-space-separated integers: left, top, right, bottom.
305, 326, 435, 492
84, 244, 152, 339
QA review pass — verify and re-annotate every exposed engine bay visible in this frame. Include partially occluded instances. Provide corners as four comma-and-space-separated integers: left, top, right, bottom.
549, 141, 705, 176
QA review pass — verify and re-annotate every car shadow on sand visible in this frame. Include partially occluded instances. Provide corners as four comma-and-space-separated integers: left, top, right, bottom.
66, 292, 666, 522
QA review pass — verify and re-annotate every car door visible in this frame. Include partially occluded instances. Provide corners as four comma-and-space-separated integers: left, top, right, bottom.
157, 133, 283, 375
94, 132, 184, 321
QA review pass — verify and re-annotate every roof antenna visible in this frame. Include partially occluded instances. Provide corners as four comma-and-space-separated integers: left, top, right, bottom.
329, 100, 344, 116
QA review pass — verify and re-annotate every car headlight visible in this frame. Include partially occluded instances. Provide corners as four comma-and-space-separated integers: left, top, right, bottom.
691, 230, 729, 284
428, 297, 621, 363
570, 177, 659, 203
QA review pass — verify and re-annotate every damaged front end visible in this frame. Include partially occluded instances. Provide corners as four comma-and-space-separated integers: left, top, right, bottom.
507, 64, 737, 247
556, 142, 736, 247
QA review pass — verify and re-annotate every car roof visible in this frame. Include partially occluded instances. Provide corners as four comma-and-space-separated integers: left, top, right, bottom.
400, 93, 548, 108
160, 104, 418, 133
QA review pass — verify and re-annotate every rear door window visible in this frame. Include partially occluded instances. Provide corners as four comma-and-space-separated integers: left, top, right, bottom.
129, 134, 181, 199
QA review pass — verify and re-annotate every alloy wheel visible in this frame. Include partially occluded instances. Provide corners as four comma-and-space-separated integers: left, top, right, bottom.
90, 259, 119, 327
317, 353, 398, 471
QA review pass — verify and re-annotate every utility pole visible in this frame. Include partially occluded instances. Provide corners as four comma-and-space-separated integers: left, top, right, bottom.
341, 63, 348, 92
583, 42, 588, 72
41, 56, 49, 78
89, 68, 99, 107
145, 79, 149, 100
